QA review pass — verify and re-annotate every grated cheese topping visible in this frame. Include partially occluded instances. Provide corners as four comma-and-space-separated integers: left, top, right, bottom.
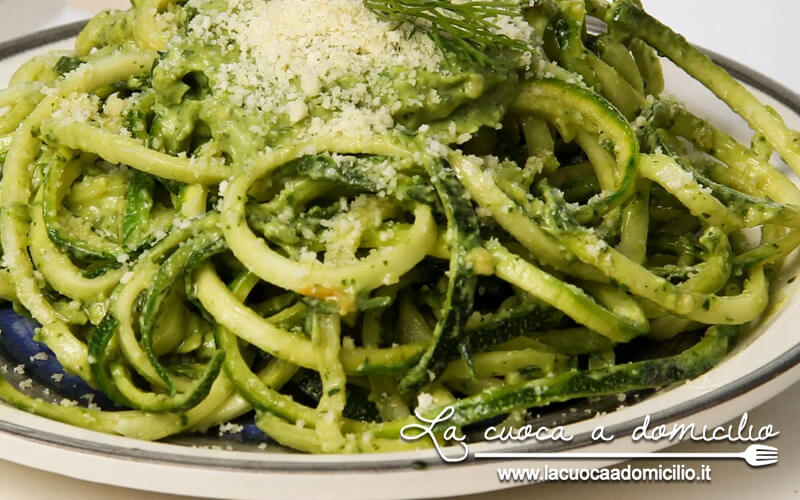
184, 0, 448, 137
176, 0, 537, 141
51, 93, 100, 125
661, 164, 695, 191
416, 392, 434, 412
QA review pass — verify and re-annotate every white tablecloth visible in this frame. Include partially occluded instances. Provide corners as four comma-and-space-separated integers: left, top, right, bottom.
0, 1, 798, 498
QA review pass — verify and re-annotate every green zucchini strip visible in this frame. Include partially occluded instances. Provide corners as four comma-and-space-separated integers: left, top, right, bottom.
608, 1, 800, 176
511, 78, 639, 223
436, 325, 739, 429
448, 150, 603, 281
0, 51, 157, 383
41, 151, 124, 261
195, 263, 426, 375
399, 160, 481, 391
309, 312, 348, 451
40, 120, 230, 184
488, 240, 648, 342
221, 145, 437, 314
539, 187, 768, 325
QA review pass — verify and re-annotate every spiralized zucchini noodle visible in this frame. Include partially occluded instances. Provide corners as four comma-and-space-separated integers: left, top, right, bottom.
0, 0, 798, 454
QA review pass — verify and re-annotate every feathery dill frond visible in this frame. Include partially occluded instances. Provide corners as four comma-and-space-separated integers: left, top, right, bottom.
363, 0, 531, 71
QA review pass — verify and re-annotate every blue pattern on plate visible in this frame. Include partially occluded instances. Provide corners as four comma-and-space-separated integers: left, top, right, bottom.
0, 307, 270, 441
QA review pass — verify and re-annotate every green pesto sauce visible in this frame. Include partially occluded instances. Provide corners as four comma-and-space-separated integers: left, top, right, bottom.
136, 0, 522, 162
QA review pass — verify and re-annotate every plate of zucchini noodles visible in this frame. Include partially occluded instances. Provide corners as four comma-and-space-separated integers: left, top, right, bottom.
0, 0, 799, 498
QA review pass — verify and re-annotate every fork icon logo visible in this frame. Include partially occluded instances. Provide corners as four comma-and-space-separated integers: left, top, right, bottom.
739, 444, 779, 467
474, 444, 779, 467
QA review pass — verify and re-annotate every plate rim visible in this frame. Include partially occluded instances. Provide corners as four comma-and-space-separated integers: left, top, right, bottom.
0, 21, 799, 473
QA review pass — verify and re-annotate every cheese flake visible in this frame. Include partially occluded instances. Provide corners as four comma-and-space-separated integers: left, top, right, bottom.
184, 0, 447, 137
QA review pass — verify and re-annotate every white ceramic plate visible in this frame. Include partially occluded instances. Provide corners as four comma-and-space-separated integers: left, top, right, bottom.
1, 24, 800, 500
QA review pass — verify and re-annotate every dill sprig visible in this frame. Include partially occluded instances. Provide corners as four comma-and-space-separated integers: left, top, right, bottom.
363, 0, 531, 71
